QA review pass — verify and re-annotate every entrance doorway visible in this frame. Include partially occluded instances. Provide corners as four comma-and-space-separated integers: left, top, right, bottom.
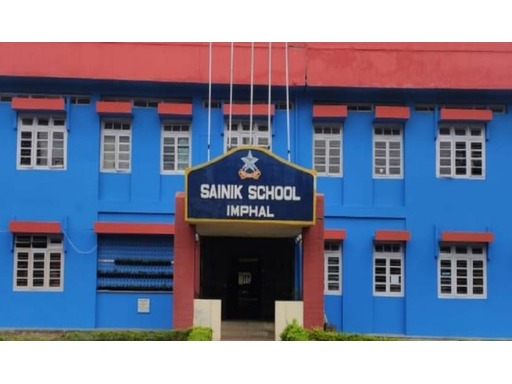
200, 236, 295, 321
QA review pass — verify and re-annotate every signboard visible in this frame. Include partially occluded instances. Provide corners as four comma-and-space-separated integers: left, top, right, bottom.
186, 147, 316, 225
137, 298, 150, 313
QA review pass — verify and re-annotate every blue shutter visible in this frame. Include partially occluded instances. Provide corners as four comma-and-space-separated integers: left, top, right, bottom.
97, 235, 174, 292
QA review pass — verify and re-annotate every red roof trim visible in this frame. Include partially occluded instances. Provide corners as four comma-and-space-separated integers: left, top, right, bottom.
9, 221, 62, 234
441, 231, 494, 243
96, 101, 132, 115
94, 222, 175, 235
375, 106, 410, 120
158, 102, 192, 116
12, 97, 65, 112
223, 103, 275, 116
313, 105, 348, 119
375, 230, 411, 242
440, 108, 493, 122
324, 229, 346, 240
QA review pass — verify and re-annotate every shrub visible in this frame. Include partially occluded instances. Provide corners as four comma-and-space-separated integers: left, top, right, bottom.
307, 328, 397, 341
280, 319, 309, 341
187, 327, 213, 341
58, 329, 191, 341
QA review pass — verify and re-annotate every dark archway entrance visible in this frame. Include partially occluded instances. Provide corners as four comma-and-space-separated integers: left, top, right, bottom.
200, 236, 295, 321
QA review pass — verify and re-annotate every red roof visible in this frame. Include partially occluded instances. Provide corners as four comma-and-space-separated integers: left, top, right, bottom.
1, 43, 512, 89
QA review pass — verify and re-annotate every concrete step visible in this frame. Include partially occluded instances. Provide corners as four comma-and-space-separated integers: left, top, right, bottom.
221, 321, 275, 341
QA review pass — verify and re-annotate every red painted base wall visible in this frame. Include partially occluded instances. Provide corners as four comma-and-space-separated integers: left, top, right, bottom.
173, 193, 196, 329
302, 195, 325, 329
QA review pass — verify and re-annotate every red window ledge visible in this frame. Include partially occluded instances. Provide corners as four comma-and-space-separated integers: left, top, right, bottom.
440, 108, 493, 122
375, 106, 410, 120
94, 222, 175, 235
313, 105, 348, 119
12, 97, 65, 112
158, 102, 192, 116
223, 103, 275, 116
96, 101, 132, 115
441, 231, 494, 243
375, 230, 411, 242
9, 221, 62, 234
325, 229, 346, 240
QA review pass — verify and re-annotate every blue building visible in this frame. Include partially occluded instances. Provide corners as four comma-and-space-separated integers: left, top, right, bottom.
0, 42, 511, 338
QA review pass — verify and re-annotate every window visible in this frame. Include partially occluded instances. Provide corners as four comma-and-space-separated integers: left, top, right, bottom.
437, 124, 485, 178
225, 120, 271, 150
373, 243, 404, 296
313, 124, 342, 176
101, 119, 131, 172
161, 121, 191, 173
14, 234, 64, 291
438, 244, 486, 298
373, 124, 403, 178
17, 115, 67, 170
324, 242, 342, 295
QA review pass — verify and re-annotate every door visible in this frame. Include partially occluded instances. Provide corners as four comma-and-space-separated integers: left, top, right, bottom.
235, 257, 261, 319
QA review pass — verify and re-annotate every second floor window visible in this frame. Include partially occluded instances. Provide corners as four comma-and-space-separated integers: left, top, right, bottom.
17, 115, 67, 170
437, 124, 485, 179
161, 121, 191, 173
225, 120, 271, 150
313, 124, 342, 176
373, 124, 403, 178
101, 119, 131, 172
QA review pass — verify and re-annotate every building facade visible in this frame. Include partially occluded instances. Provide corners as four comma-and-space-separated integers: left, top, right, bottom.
0, 42, 511, 338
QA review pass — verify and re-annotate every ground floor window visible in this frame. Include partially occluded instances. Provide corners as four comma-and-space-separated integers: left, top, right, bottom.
324, 241, 342, 295
438, 244, 486, 298
14, 234, 64, 291
97, 235, 173, 292
373, 242, 404, 296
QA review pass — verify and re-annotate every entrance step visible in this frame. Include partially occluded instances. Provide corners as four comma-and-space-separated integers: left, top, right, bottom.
221, 320, 275, 341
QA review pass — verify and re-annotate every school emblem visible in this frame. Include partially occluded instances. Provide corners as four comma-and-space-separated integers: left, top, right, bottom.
238, 150, 261, 180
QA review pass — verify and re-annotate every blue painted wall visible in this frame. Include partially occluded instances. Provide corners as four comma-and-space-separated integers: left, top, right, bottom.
1, 78, 512, 337
96, 293, 172, 329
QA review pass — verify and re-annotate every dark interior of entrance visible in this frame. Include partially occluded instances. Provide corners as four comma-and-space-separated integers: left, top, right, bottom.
200, 236, 295, 321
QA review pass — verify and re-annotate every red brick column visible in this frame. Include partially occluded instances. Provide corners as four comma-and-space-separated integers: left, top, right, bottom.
173, 193, 196, 329
302, 194, 324, 329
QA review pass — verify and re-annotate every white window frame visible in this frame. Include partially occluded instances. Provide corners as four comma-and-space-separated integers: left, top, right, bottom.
14, 234, 64, 291
313, 123, 342, 176
161, 120, 191, 174
100, 119, 132, 173
373, 242, 404, 297
324, 241, 342, 295
17, 115, 67, 170
436, 124, 485, 179
224, 120, 271, 150
438, 244, 487, 299
373, 123, 403, 178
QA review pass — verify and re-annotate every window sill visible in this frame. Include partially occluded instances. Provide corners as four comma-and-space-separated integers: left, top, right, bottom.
438, 295, 487, 300
100, 170, 132, 174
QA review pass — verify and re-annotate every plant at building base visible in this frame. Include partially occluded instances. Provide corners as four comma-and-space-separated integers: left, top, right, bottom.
280, 319, 309, 341
187, 327, 213, 341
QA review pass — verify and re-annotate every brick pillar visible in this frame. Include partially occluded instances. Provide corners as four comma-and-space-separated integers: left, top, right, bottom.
302, 194, 324, 329
173, 193, 196, 329
194, 239, 201, 298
